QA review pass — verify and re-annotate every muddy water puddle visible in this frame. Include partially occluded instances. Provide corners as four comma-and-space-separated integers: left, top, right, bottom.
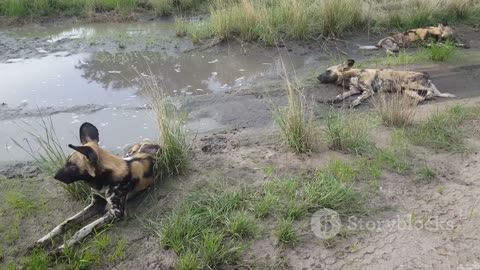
0, 23, 304, 162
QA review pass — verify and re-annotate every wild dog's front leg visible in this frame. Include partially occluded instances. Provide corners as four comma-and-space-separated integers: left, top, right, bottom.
33, 193, 106, 249
54, 190, 127, 253
350, 89, 374, 107
331, 77, 361, 103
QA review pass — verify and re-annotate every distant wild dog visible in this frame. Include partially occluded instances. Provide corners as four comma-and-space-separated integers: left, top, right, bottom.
32, 122, 160, 255
360, 20, 469, 54
317, 59, 456, 107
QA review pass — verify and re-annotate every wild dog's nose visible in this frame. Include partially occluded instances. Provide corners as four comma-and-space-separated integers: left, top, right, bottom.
53, 169, 64, 181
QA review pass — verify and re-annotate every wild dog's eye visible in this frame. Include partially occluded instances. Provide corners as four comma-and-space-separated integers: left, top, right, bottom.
326, 70, 331, 74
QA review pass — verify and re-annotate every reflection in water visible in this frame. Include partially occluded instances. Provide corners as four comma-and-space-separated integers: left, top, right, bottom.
76, 51, 296, 96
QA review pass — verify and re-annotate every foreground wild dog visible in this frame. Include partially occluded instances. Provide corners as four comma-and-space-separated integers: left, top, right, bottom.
317, 59, 455, 107
360, 20, 468, 54
32, 123, 160, 254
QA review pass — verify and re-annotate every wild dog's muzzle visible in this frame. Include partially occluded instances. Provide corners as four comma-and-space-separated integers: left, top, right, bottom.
317, 72, 338, 84
54, 166, 82, 184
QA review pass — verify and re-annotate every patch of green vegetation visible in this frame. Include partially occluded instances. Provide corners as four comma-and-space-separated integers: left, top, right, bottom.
273, 75, 317, 154
325, 111, 373, 155
144, 86, 191, 179
153, 189, 247, 269
325, 160, 358, 182
417, 166, 436, 183
224, 211, 258, 239
273, 218, 298, 244
409, 105, 480, 152
0, 0, 208, 17
0, 179, 45, 251
58, 232, 128, 269
422, 41, 457, 62
252, 191, 278, 218
373, 93, 417, 128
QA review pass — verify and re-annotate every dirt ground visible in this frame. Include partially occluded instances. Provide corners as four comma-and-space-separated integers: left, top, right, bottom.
1, 21, 480, 269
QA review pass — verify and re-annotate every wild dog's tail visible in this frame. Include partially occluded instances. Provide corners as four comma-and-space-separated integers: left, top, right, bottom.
429, 81, 456, 98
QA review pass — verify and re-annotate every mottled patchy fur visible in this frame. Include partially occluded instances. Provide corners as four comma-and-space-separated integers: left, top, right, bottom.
367, 21, 468, 53
31, 123, 160, 255
317, 59, 455, 107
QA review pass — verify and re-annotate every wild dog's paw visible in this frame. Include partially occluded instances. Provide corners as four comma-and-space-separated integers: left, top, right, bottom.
48, 247, 65, 258
350, 100, 362, 108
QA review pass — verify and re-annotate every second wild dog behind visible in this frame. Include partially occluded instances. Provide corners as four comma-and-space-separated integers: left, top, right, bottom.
317, 59, 456, 107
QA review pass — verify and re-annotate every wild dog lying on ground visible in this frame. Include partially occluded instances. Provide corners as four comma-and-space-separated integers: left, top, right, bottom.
360, 20, 468, 54
317, 59, 456, 107
31, 122, 160, 255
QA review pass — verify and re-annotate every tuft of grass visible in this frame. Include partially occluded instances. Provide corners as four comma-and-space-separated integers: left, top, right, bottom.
325, 160, 358, 182
177, 250, 201, 270
143, 83, 190, 179
11, 116, 90, 202
273, 63, 317, 154
302, 171, 364, 214
224, 211, 258, 239
59, 231, 127, 269
319, 0, 363, 36
373, 92, 417, 128
153, 188, 247, 269
274, 218, 298, 244
423, 41, 457, 62
253, 191, 278, 218
417, 166, 436, 182
409, 105, 480, 151
325, 111, 373, 154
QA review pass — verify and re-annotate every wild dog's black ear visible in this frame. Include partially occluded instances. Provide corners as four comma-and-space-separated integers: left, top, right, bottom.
440, 19, 448, 26
79, 122, 99, 144
68, 144, 98, 163
346, 59, 355, 67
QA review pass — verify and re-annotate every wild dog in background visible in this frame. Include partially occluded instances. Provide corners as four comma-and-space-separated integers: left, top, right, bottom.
32, 122, 160, 255
317, 59, 456, 107
360, 20, 469, 54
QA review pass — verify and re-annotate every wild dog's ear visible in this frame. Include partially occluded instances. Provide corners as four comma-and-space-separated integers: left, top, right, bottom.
68, 144, 98, 163
440, 19, 448, 27
79, 122, 99, 144
342, 59, 355, 71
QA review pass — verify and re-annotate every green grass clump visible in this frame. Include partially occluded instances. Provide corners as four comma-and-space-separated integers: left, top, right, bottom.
409, 105, 480, 151
302, 172, 364, 214
12, 116, 90, 202
423, 41, 457, 62
274, 218, 298, 244
273, 67, 317, 154
252, 191, 278, 218
224, 211, 258, 239
417, 166, 436, 182
256, 170, 365, 218
150, 0, 207, 16
154, 189, 248, 269
325, 112, 373, 154
373, 93, 417, 128
143, 85, 190, 178
325, 160, 358, 182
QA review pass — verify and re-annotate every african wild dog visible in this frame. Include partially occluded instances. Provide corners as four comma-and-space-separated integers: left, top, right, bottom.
317, 59, 456, 107
360, 20, 468, 54
32, 122, 160, 255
